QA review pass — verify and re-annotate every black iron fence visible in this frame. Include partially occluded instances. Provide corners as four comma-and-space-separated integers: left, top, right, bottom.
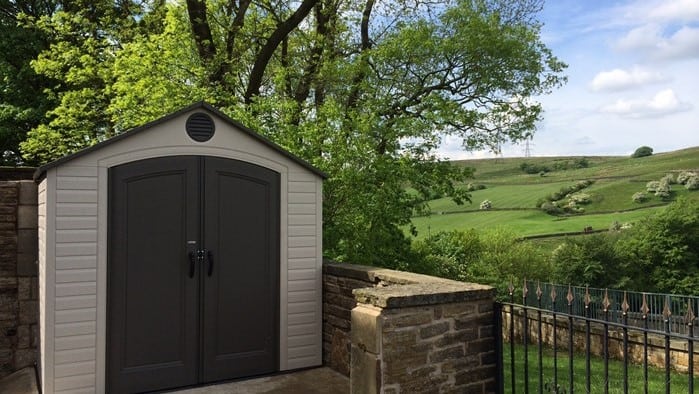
526, 281, 699, 336
495, 280, 697, 394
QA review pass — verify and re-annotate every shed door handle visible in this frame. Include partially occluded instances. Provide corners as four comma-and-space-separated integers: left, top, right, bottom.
188, 251, 196, 278
207, 250, 214, 277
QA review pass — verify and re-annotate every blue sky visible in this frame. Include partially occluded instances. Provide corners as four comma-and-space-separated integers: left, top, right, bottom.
441, 0, 699, 159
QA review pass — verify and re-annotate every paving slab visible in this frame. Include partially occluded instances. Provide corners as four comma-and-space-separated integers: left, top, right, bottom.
168, 367, 349, 394
0, 367, 39, 394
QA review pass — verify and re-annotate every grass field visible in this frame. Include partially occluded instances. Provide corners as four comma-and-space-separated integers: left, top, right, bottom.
410, 207, 663, 238
504, 343, 690, 393
409, 146, 699, 239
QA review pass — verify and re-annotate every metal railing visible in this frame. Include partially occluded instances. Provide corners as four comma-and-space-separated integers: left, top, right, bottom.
523, 281, 699, 336
496, 280, 697, 394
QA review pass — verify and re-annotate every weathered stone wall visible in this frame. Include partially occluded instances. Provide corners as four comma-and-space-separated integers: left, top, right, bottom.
0, 174, 38, 378
323, 261, 497, 393
323, 263, 377, 376
503, 307, 699, 374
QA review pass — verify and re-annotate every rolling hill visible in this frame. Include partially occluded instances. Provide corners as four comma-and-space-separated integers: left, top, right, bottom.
409, 146, 699, 239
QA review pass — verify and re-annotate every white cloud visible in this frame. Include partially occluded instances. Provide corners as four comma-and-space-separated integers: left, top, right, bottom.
590, 66, 667, 92
600, 88, 692, 117
646, 0, 699, 23
616, 24, 699, 60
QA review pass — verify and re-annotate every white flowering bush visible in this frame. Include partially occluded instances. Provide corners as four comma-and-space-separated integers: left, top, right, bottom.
646, 181, 661, 192
632, 192, 648, 203
686, 175, 699, 190
677, 171, 697, 185
569, 192, 591, 204
661, 173, 676, 185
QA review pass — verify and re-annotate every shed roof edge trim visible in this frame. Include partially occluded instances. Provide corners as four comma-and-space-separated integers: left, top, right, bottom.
33, 101, 328, 181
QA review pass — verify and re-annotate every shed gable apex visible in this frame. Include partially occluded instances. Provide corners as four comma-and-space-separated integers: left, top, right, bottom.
34, 101, 327, 180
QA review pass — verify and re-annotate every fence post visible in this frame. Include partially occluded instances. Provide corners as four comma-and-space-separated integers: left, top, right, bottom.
495, 302, 504, 394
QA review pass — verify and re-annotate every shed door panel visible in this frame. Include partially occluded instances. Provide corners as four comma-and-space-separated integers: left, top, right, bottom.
202, 157, 280, 382
108, 156, 199, 393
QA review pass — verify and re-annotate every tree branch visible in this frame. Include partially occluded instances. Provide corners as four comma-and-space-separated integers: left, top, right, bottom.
185, 0, 217, 65
244, 0, 319, 104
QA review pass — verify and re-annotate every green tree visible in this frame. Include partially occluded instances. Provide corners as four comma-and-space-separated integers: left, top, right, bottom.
631, 145, 653, 158
19, 0, 167, 163
0, 0, 58, 165
20, 0, 566, 266
616, 198, 699, 294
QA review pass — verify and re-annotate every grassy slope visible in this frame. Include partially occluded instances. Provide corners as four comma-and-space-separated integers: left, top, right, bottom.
410, 147, 699, 239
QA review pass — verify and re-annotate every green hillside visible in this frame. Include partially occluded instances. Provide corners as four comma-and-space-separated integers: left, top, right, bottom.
409, 146, 699, 239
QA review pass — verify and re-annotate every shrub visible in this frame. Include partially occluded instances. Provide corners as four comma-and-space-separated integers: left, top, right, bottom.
540, 202, 561, 215
466, 183, 487, 191
410, 230, 482, 280
479, 199, 492, 210
646, 181, 661, 193
661, 173, 676, 185
632, 192, 648, 203
655, 179, 671, 199
677, 171, 697, 185
686, 175, 699, 190
631, 146, 653, 158
569, 192, 591, 204
573, 157, 589, 168
550, 233, 624, 287
520, 162, 550, 174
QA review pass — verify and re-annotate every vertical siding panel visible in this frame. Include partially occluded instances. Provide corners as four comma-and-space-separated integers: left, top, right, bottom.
50, 170, 98, 392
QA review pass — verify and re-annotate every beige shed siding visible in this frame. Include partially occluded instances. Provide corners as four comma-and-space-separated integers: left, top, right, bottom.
39, 108, 323, 393
286, 172, 322, 369
52, 165, 99, 392
38, 179, 50, 391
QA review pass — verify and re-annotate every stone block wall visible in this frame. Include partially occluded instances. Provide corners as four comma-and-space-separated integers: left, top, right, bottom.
0, 175, 39, 378
503, 307, 699, 374
323, 264, 377, 376
323, 261, 497, 393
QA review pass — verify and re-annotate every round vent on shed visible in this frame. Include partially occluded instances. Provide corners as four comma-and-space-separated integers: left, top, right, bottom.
186, 112, 215, 142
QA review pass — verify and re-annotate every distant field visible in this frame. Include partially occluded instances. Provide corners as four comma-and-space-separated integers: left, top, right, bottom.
410, 146, 699, 239
410, 207, 663, 238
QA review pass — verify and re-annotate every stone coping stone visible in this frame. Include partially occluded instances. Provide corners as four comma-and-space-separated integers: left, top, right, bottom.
323, 261, 494, 309
0, 366, 39, 394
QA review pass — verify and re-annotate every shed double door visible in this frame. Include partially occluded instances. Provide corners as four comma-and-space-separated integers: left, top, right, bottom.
107, 156, 279, 394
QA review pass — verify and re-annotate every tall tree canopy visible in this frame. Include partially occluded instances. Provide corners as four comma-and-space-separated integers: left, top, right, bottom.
0, 0, 58, 165
15, 0, 566, 265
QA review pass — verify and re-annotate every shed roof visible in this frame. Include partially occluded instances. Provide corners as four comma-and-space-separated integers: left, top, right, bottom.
34, 101, 327, 180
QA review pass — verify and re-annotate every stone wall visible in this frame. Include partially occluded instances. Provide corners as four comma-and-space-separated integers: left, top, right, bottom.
0, 174, 38, 378
503, 307, 699, 374
323, 262, 497, 393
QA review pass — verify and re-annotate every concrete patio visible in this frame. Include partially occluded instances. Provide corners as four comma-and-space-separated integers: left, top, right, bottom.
168, 367, 349, 394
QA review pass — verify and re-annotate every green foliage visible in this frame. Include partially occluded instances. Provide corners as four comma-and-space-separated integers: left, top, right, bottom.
615, 198, 699, 294
677, 171, 697, 185
13, 0, 565, 267
411, 228, 550, 294
0, 2, 57, 165
645, 181, 660, 192
661, 173, 676, 185
520, 162, 550, 174
20, 0, 165, 163
519, 158, 589, 175
536, 179, 594, 215
686, 175, 699, 190
631, 146, 653, 158
549, 198, 699, 294
631, 192, 648, 203
550, 233, 624, 287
